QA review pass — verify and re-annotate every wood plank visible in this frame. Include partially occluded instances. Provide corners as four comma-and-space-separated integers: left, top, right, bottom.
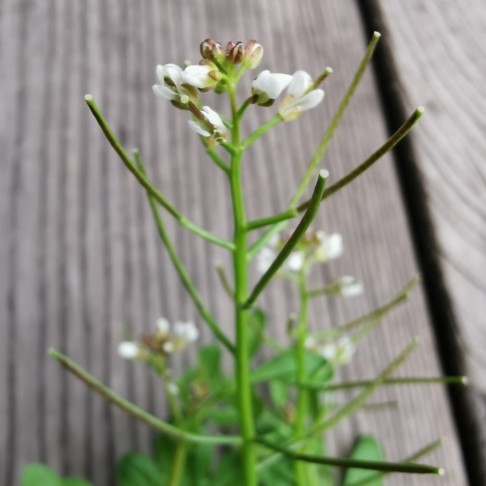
0, 0, 466, 484
358, 1, 485, 484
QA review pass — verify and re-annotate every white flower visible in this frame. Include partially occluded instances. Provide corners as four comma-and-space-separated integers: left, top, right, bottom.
182, 63, 219, 89
304, 336, 317, 349
153, 63, 197, 105
174, 321, 199, 343
166, 382, 180, 395
337, 275, 364, 297
118, 342, 140, 360
314, 232, 343, 262
318, 336, 355, 364
162, 341, 174, 354
285, 251, 305, 273
278, 70, 324, 121
256, 246, 276, 274
156, 317, 170, 335
252, 70, 292, 104
188, 106, 228, 141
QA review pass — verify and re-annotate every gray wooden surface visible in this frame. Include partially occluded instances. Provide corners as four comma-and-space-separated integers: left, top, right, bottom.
0, 0, 479, 484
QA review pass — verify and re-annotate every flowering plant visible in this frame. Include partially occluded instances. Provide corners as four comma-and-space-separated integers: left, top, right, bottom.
22, 35, 466, 486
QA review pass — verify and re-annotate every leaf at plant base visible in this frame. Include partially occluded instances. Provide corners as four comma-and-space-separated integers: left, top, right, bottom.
62, 478, 94, 486
247, 307, 267, 357
116, 452, 167, 486
342, 436, 384, 486
251, 349, 331, 383
21, 464, 62, 486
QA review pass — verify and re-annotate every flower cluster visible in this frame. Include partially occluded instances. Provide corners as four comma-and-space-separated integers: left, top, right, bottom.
305, 334, 356, 365
152, 39, 326, 146
118, 317, 199, 360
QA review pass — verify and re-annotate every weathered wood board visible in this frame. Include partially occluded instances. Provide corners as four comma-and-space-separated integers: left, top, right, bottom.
0, 0, 468, 484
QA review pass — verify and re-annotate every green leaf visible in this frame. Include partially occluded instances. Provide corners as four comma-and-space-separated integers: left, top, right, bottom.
153, 435, 175, 475
116, 452, 167, 486
62, 479, 94, 486
207, 405, 240, 426
198, 344, 221, 378
21, 464, 62, 486
259, 457, 294, 485
186, 444, 213, 484
269, 380, 288, 410
343, 436, 384, 486
251, 349, 331, 384
212, 452, 241, 486
247, 307, 267, 357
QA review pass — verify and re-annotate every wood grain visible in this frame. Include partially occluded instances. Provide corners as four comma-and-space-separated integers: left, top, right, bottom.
0, 0, 467, 484
358, 1, 485, 484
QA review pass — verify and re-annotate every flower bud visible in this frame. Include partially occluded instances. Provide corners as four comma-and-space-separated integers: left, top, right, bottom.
226, 41, 244, 65
200, 38, 224, 63
243, 40, 263, 69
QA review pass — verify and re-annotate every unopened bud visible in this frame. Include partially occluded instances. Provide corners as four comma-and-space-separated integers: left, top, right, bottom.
243, 40, 263, 69
226, 41, 244, 64
200, 38, 224, 63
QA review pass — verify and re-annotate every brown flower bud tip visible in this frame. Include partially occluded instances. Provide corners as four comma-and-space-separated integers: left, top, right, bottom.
243, 40, 263, 69
200, 38, 223, 62
226, 41, 244, 64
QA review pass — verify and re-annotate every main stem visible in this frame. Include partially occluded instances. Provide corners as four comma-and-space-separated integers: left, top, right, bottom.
229, 88, 257, 485
294, 270, 310, 485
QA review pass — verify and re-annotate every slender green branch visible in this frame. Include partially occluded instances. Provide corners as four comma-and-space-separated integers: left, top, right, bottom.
256, 438, 442, 475
169, 442, 188, 486
214, 261, 235, 299
301, 376, 468, 392
290, 32, 381, 206
135, 152, 234, 354
237, 96, 254, 119
348, 439, 443, 486
297, 107, 425, 212
246, 208, 298, 231
49, 349, 241, 446
244, 170, 328, 309
206, 145, 230, 173
241, 115, 282, 150
84, 95, 233, 251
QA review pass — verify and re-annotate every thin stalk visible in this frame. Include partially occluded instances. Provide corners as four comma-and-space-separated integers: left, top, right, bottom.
168, 442, 188, 486
84, 95, 233, 251
290, 32, 381, 206
257, 339, 419, 472
244, 170, 328, 309
302, 376, 468, 392
348, 439, 443, 486
214, 261, 235, 299
241, 115, 282, 150
294, 271, 311, 485
135, 152, 234, 354
297, 107, 424, 212
229, 86, 257, 486
256, 438, 442, 475
49, 349, 241, 446
206, 145, 230, 173
246, 207, 299, 231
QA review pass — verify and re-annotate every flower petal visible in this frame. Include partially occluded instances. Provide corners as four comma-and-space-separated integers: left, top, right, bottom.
287, 70, 313, 97
153, 84, 177, 101
298, 89, 325, 112
188, 120, 211, 137
182, 64, 212, 88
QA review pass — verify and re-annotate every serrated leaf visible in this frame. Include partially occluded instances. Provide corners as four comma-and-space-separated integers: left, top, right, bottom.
247, 307, 267, 357
21, 464, 62, 486
343, 436, 384, 486
116, 452, 167, 486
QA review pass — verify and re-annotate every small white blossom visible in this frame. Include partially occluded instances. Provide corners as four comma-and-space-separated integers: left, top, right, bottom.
256, 246, 276, 274
153, 63, 197, 105
162, 341, 175, 353
182, 63, 219, 89
314, 232, 343, 262
337, 276, 364, 297
285, 251, 305, 273
278, 70, 325, 121
188, 106, 228, 141
156, 317, 170, 335
166, 382, 180, 395
252, 70, 293, 104
118, 342, 140, 360
318, 336, 355, 364
304, 336, 317, 349
174, 321, 199, 343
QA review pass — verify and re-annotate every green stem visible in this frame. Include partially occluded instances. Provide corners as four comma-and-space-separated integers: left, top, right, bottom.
205, 145, 230, 173
84, 95, 233, 251
241, 115, 282, 150
246, 207, 298, 231
168, 441, 188, 486
294, 271, 311, 485
214, 261, 235, 299
256, 438, 442, 475
49, 349, 241, 446
244, 170, 328, 309
229, 87, 257, 486
290, 32, 381, 206
135, 152, 234, 354
297, 107, 424, 212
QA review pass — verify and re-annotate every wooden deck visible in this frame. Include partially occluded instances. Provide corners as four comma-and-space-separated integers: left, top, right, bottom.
1, 0, 483, 484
